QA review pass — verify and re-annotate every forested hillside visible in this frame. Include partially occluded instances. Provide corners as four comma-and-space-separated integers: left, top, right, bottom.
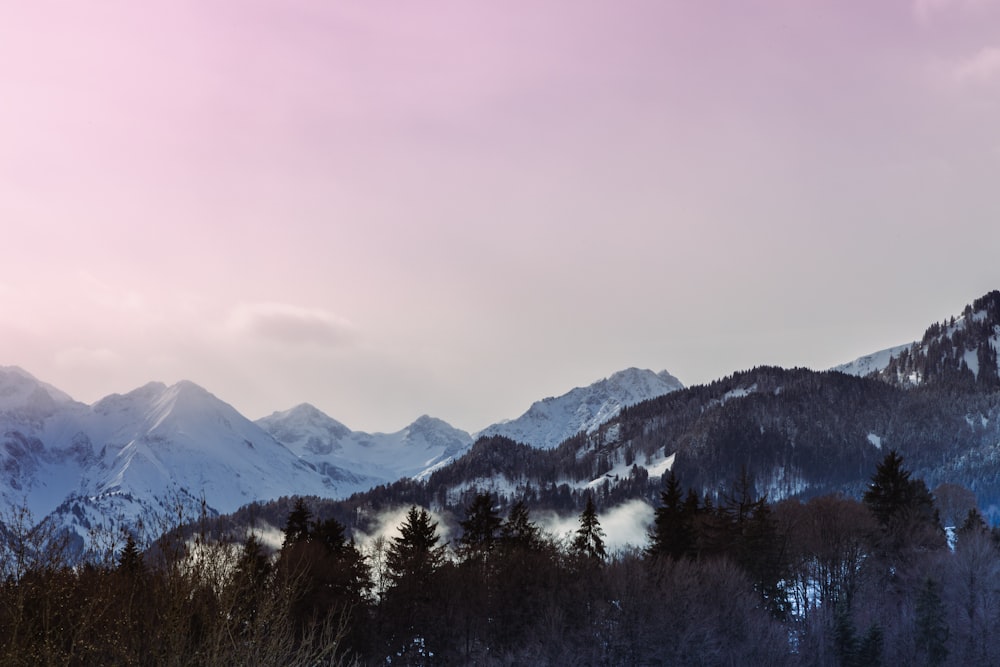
4, 452, 999, 665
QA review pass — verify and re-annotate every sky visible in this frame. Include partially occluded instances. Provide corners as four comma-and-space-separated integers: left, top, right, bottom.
2, 0, 1000, 433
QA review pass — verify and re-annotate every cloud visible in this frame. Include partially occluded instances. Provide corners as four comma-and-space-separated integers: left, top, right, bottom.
954, 46, 1000, 84
538, 499, 653, 554
913, 0, 1000, 22
352, 505, 453, 552
228, 302, 355, 348
238, 520, 286, 552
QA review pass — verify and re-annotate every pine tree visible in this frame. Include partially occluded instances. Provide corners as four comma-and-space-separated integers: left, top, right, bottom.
500, 500, 542, 552
312, 516, 348, 554
572, 496, 607, 563
957, 507, 988, 546
234, 533, 270, 586
646, 470, 691, 561
863, 450, 915, 525
857, 624, 883, 667
832, 604, 858, 667
915, 577, 949, 667
231, 533, 271, 635
458, 493, 502, 563
117, 533, 144, 575
863, 450, 943, 556
282, 498, 312, 548
386, 505, 447, 589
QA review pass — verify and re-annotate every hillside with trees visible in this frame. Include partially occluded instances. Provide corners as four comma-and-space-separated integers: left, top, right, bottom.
5, 452, 1000, 665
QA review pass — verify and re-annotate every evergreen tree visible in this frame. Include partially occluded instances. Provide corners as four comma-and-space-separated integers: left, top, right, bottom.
233, 533, 270, 587
915, 577, 949, 667
958, 507, 988, 537
386, 506, 447, 589
832, 604, 858, 667
863, 451, 913, 526
646, 470, 691, 561
572, 496, 607, 563
862, 450, 943, 557
312, 516, 348, 554
282, 498, 312, 548
862, 450, 938, 526
857, 624, 883, 667
500, 500, 543, 552
117, 533, 144, 575
458, 493, 502, 563
231, 533, 271, 636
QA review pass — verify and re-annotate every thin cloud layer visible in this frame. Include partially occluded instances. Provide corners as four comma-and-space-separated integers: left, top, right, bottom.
954, 46, 1000, 83
228, 303, 356, 348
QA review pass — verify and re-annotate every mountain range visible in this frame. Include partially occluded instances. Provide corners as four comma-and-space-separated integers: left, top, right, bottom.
239, 290, 1000, 543
6, 290, 1000, 554
0, 364, 681, 554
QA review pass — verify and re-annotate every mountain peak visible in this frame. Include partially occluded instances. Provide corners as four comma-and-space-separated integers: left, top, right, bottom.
256, 403, 353, 456
476, 367, 684, 449
409, 414, 451, 430
0, 365, 78, 417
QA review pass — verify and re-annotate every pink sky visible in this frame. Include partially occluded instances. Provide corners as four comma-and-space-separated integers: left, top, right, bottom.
3, 0, 1000, 432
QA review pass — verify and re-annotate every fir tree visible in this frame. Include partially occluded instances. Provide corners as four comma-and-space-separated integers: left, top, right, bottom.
832, 604, 858, 667
646, 470, 691, 561
117, 533, 144, 575
386, 505, 447, 589
863, 450, 943, 556
500, 500, 542, 552
458, 493, 502, 563
572, 495, 607, 562
312, 516, 348, 554
282, 498, 312, 548
915, 577, 949, 667
234, 533, 270, 586
857, 624, 883, 667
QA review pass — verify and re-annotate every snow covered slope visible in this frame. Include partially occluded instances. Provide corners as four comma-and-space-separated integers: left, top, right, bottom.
257, 407, 473, 483
475, 368, 684, 449
832, 343, 914, 377
2, 364, 685, 554
834, 291, 1000, 388
0, 369, 355, 554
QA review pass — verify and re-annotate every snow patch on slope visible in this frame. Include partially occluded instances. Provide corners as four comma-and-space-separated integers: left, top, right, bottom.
475, 368, 683, 449
833, 343, 914, 377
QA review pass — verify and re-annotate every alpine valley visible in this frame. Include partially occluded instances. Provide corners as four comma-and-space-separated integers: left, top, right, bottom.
5, 291, 1000, 554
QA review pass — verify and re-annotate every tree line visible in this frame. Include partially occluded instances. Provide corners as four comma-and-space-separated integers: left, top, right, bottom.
4, 450, 1000, 665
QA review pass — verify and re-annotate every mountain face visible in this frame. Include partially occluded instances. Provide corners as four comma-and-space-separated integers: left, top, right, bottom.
256, 367, 684, 483
835, 291, 1000, 388
876, 290, 1000, 389
256, 407, 474, 484
280, 291, 1000, 537
475, 368, 684, 449
9, 289, 1000, 556
0, 370, 349, 555
3, 363, 682, 554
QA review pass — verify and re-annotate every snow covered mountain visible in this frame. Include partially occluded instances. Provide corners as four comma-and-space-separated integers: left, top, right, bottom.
256, 407, 474, 484
833, 291, 1000, 389
0, 368, 350, 554
257, 367, 686, 484
2, 364, 688, 554
474, 368, 684, 449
